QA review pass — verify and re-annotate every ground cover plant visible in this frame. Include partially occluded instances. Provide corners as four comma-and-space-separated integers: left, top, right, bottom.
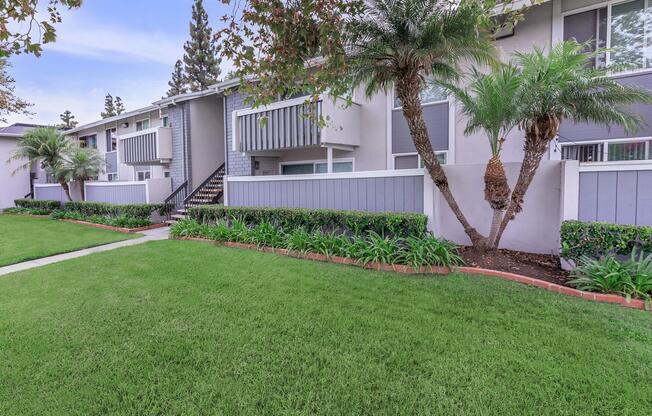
172, 217, 463, 269
13, 198, 60, 213
0, 214, 138, 267
51, 210, 152, 229
561, 220, 652, 261
0, 240, 650, 414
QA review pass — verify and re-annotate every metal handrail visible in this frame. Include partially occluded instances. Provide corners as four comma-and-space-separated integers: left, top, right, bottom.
163, 180, 188, 220
183, 163, 226, 206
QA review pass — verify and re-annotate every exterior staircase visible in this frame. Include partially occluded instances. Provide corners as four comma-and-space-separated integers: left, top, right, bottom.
164, 163, 226, 225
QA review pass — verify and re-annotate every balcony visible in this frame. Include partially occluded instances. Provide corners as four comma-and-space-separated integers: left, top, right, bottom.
119, 127, 172, 165
232, 95, 361, 154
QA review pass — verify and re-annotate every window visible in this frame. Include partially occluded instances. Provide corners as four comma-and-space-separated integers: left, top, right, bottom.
561, 139, 652, 162
394, 152, 447, 169
136, 119, 150, 131
79, 134, 97, 149
162, 116, 169, 127
394, 82, 447, 108
107, 173, 118, 182
136, 170, 151, 181
281, 159, 354, 175
105, 128, 117, 151
564, 0, 652, 70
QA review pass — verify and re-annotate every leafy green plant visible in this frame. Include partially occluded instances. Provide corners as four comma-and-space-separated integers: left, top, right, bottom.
355, 232, 401, 265
306, 232, 351, 258
399, 235, 463, 269
285, 227, 312, 254
569, 249, 652, 304
14, 199, 61, 212
249, 221, 285, 248
561, 220, 652, 261
63, 201, 165, 220
3, 207, 51, 215
188, 205, 428, 238
52, 210, 151, 229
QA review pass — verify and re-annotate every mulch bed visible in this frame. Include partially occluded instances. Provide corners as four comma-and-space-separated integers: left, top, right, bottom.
459, 247, 571, 286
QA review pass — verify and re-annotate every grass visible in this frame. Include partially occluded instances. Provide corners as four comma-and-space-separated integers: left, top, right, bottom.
0, 214, 139, 266
1, 239, 651, 415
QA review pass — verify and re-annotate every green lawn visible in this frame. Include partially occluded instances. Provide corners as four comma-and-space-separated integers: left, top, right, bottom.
0, 214, 139, 267
1, 240, 651, 415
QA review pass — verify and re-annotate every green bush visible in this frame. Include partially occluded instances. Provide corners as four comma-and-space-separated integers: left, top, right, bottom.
561, 220, 652, 261
189, 205, 428, 238
51, 210, 151, 228
170, 218, 462, 269
3, 207, 52, 216
62, 201, 166, 219
569, 250, 652, 304
14, 199, 61, 212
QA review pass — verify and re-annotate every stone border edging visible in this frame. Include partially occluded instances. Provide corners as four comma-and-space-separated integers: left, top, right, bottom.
61, 219, 168, 234
177, 237, 648, 312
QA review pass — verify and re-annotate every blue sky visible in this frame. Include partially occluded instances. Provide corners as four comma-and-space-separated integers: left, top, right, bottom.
5, 0, 231, 127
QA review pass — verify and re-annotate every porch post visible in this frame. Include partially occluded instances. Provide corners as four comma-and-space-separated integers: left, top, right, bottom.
326, 146, 334, 173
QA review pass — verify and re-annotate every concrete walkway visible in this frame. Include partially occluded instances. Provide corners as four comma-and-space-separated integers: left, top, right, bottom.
0, 227, 169, 277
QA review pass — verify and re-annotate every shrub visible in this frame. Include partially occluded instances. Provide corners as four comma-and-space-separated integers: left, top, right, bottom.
569, 249, 652, 304
189, 205, 428, 238
51, 210, 151, 228
14, 199, 61, 212
3, 207, 51, 215
62, 201, 166, 219
171, 218, 462, 269
561, 220, 652, 261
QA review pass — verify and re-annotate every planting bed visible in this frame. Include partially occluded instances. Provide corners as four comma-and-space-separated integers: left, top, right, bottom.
60, 219, 168, 234
459, 247, 570, 285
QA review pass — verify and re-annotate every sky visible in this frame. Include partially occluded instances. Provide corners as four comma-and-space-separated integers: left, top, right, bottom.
4, 0, 232, 127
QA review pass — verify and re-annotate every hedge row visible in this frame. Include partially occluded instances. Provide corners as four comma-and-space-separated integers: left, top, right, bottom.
561, 220, 652, 260
14, 199, 61, 211
62, 201, 168, 219
188, 205, 429, 238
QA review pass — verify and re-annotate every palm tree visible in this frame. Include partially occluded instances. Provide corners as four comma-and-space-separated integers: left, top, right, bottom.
493, 41, 652, 246
9, 126, 74, 201
347, 0, 497, 247
442, 65, 521, 244
62, 147, 106, 201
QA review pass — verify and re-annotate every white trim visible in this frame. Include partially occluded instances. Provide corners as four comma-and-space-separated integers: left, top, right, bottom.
560, 136, 652, 161
33, 183, 62, 188
392, 151, 449, 168
278, 157, 355, 175
326, 146, 334, 173
134, 166, 153, 182
386, 92, 394, 169
447, 100, 456, 165
552, 0, 563, 43
228, 168, 425, 182
84, 180, 147, 186
578, 161, 652, 171
118, 126, 160, 141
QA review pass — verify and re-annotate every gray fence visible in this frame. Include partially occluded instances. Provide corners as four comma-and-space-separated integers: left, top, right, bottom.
85, 183, 147, 204
227, 172, 424, 213
33, 185, 71, 203
579, 169, 652, 226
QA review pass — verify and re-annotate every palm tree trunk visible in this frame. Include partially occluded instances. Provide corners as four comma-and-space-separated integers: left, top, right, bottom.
395, 75, 486, 247
493, 115, 560, 247
80, 180, 85, 201
60, 181, 73, 202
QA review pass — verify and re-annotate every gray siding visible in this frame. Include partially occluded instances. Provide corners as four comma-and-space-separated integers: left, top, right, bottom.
168, 103, 191, 189
579, 170, 652, 225
559, 72, 652, 141
392, 102, 449, 153
121, 132, 157, 165
227, 175, 424, 213
34, 186, 68, 203
225, 90, 254, 176
85, 183, 147, 204
105, 152, 118, 174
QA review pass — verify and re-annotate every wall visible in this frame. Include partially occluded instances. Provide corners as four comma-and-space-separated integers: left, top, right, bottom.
454, 2, 554, 166
0, 137, 30, 208
189, 95, 225, 186
34, 182, 82, 203
168, 103, 190, 189
578, 167, 652, 225
225, 90, 254, 176
227, 171, 424, 212
432, 161, 564, 254
84, 182, 147, 204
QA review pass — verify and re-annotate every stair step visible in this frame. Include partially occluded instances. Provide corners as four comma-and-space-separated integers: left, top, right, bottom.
171, 214, 186, 220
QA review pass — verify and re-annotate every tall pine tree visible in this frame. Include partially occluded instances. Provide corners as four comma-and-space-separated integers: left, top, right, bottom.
58, 110, 78, 129
167, 59, 187, 97
114, 96, 125, 115
101, 93, 115, 118
182, 0, 221, 92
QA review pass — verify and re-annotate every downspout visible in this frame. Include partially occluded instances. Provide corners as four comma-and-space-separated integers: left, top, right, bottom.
181, 102, 188, 186
222, 95, 229, 175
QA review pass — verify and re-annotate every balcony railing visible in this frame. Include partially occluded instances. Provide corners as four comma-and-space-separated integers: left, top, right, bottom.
232, 95, 361, 154
119, 127, 172, 165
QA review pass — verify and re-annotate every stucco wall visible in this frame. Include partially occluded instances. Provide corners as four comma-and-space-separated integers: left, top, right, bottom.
432, 160, 563, 254
189, 95, 225, 186
0, 137, 30, 208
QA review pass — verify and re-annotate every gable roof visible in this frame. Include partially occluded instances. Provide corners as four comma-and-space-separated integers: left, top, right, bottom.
65, 105, 159, 135
0, 123, 45, 137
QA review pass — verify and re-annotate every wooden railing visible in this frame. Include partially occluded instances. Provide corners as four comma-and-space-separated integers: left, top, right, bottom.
164, 180, 188, 219
184, 163, 226, 207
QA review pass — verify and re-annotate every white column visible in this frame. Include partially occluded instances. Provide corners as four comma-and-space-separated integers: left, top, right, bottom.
326, 146, 333, 173
559, 160, 579, 222
423, 172, 437, 234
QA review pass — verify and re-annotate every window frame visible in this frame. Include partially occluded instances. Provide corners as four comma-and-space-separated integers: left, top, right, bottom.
79, 133, 98, 149
107, 173, 118, 182
393, 151, 448, 169
135, 117, 151, 132
105, 126, 118, 152
392, 82, 449, 110
562, 0, 652, 75
560, 136, 652, 162
279, 157, 355, 175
